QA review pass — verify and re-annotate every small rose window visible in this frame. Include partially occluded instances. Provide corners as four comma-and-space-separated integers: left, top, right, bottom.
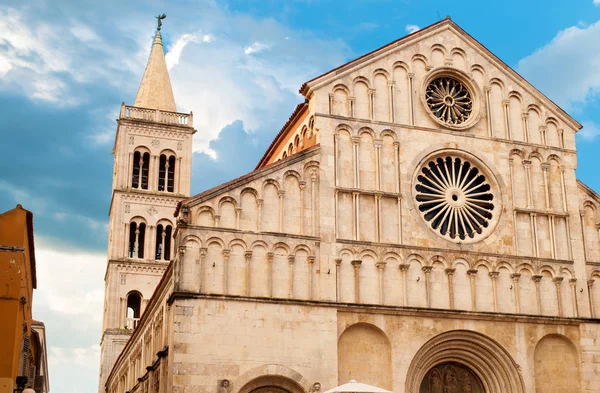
425, 77, 473, 125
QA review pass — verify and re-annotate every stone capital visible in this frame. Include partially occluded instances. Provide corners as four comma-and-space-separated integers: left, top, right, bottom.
178, 246, 186, 256
351, 136, 361, 144
587, 279, 595, 287
222, 249, 231, 259
541, 163, 550, 171
351, 260, 362, 268
553, 276, 564, 283
288, 254, 295, 264
489, 271, 500, 279
467, 269, 478, 276
376, 261, 387, 270
244, 251, 252, 260
445, 268, 456, 276
532, 275, 543, 283
278, 190, 286, 197
569, 278, 577, 285
199, 247, 207, 257
510, 273, 521, 280
307, 256, 316, 264
335, 258, 342, 267
399, 264, 410, 272
422, 265, 433, 274
267, 252, 274, 263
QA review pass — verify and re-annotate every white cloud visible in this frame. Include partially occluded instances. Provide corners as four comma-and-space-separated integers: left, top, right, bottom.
167, 13, 351, 155
166, 33, 214, 70
517, 19, 600, 110
594, 0, 600, 6
579, 121, 600, 140
244, 41, 270, 55
405, 24, 420, 34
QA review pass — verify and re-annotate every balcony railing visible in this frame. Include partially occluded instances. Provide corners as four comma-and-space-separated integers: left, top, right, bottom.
126, 317, 140, 330
119, 104, 193, 127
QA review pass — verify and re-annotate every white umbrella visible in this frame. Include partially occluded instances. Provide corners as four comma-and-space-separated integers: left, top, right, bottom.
323, 380, 392, 393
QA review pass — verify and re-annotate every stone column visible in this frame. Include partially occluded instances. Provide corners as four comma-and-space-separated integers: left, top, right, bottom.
554, 277, 564, 317
398, 195, 403, 244
375, 139, 382, 191
214, 214, 220, 228
299, 181, 306, 235
288, 255, 295, 299
235, 208, 241, 230
257, 199, 263, 232
531, 213, 539, 257
335, 258, 342, 302
540, 125, 547, 145
376, 261, 386, 305
334, 133, 339, 187
353, 192, 360, 241
490, 271, 499, 312
511, 273, 521, 313
368, 89, 375, 120
588, 280, 596, 318
119, 297, 125, 328
570, 278, 579, 317
522, 112, 529, 143
352, 260, 362, 303
468, 269, 478, 311
399, 264, 409, 307
408, 73, 415, 125
533, 275, 543, 314
278, 191, 285, 232
199, 248, 207, 293
393, 142, 400, 194
375, 194, 382, 242
222, 249, 231, 295
541, 163, 551, 209
308, 256, 315, 300
328, 93, 334, 115
245, 251, 252, 296
311, 171, 318, 236
503, 99, 511, 139
352, 136, 360, 188
422, 266, 433, 308
267, 252, 274, 297
446, 268, 456, 309
523, 160, 533, 208
388, 82, 395, 123
484, 86, 492, 137
124, 222, 130, 257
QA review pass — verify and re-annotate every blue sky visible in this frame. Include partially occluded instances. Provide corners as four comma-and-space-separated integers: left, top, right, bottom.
1, 0, 600, 392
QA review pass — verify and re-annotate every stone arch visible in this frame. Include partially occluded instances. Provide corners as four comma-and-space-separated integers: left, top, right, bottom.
197, 205, 215, 227
405, 330, 525, 393
234, 365, 309, 393
332, 84, 350, 117
338, 323, 392, 389
430, 44, 447, 67
353, 78, 370, 119
450, 47, 467, 70
534, 334, 580, 392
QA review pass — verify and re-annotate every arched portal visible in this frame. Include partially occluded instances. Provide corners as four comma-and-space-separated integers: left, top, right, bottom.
420, 362, 484, 393
405, 330, 524, 393
250, 387, 292, 393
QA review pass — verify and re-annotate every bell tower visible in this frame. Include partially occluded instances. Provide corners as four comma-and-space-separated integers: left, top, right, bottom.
98, 23, 195, 392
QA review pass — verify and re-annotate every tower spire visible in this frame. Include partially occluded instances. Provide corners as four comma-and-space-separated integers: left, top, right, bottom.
134, 21, 177, 112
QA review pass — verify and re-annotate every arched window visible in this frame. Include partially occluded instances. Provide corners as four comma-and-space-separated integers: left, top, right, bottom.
294, 135, 300, 151
158, 154, 176, 192
282, 152, 288, 159
132, 151, 150, 190
288, 143, 294, 155
155, 224, 173, 261
128, 221, 146, 258
126, 291, 142, 330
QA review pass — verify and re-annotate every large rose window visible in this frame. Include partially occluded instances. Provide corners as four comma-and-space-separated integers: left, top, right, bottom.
414, 154, 498, 243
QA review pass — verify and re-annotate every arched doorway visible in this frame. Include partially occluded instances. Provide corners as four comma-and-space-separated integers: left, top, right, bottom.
420, 362, 484, 393
405, 330, 524, 393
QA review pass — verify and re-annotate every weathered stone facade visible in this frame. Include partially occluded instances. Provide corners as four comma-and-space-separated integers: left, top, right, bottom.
102, 19, 600, 393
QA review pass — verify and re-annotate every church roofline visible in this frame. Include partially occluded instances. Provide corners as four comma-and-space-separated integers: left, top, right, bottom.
299, 17, 582, 132
175, 145, 320, 216
578, 179, 600, 204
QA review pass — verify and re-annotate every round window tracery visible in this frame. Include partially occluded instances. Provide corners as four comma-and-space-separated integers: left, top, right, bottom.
426, 77, 473, 125
415, 155, 497, 243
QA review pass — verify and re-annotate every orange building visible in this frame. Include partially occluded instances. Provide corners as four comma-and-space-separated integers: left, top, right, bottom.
0, 205, 48, 393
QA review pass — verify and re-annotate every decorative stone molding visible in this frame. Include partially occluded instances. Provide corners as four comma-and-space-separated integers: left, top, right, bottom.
405, 330, 525, 393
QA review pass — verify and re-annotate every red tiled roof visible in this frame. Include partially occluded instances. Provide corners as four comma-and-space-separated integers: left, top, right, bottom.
255, 102, 308, 170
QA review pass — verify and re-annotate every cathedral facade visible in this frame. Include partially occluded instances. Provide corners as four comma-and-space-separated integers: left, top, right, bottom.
100, 18, 600, 393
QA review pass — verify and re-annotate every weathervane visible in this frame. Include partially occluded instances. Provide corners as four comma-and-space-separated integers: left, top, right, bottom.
156, 13, 167, 31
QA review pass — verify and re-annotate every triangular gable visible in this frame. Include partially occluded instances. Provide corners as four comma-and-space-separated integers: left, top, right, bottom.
578, 179, 600, 204
300, 17, 581, 131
